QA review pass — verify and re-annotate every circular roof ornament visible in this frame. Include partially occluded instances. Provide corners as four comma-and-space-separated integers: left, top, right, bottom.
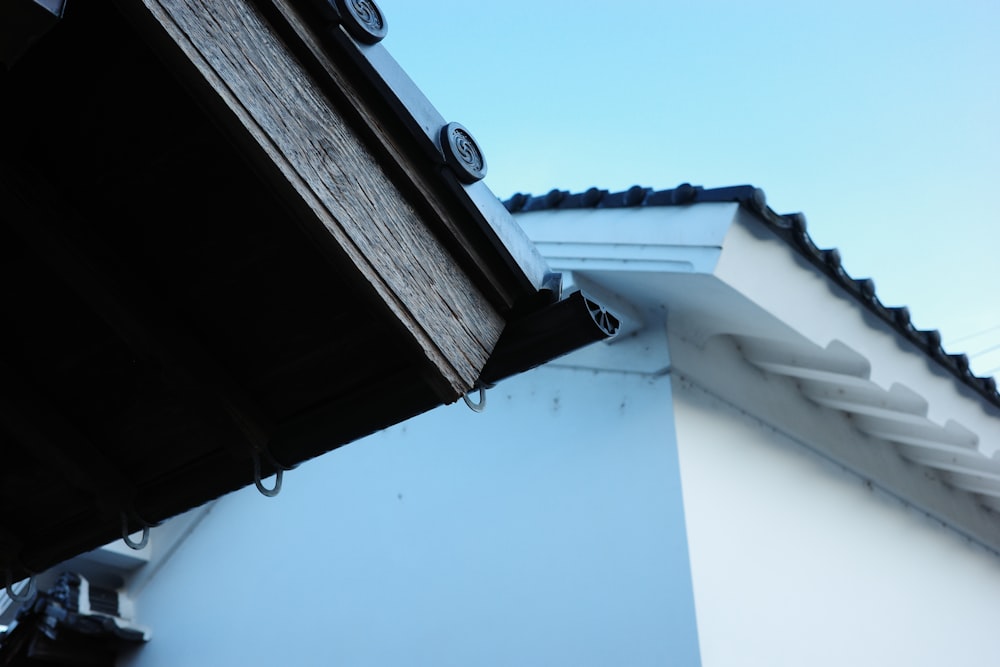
440, 122, 487, 184
335, 0, 387, 44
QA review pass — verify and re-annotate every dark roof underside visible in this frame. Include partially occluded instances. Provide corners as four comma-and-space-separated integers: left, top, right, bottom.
0, 0, 620, 584
0, 2, 451, 580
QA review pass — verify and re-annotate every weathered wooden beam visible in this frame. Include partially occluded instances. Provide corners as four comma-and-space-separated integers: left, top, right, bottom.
115, 0, 506, 398
257, 0, 537, 312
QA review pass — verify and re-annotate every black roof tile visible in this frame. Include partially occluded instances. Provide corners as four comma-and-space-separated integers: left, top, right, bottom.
502, 184, 1000, 409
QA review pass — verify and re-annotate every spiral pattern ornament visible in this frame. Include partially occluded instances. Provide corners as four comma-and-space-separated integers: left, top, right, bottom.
454, 129, 483, 171
441, 122, 487, 184
335, 0, 387, 44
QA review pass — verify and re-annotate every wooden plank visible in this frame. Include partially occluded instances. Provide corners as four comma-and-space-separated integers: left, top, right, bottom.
128, 0, 505, 396
262, 0, 526, 312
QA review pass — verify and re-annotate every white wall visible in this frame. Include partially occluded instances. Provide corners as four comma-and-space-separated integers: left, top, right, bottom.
672, 376, 1000, 667
121, 366, 701, 667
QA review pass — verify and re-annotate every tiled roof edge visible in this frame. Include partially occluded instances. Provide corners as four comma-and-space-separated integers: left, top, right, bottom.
503, 184, 1000, 409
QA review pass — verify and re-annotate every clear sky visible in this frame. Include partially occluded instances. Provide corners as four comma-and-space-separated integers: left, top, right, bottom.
377, 0, 1000, 378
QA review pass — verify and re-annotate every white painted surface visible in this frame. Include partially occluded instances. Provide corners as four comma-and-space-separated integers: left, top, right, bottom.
516, 202, 1000, 550
121, 366, 700, 667
75, 199, 1000, 665
672, 377, 1000, 667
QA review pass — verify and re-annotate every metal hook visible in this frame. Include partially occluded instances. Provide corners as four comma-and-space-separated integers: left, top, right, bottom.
4, 571, 36, 603
121, 513, 150, 550
252, 450, 283, 498
462, 385, 487, 413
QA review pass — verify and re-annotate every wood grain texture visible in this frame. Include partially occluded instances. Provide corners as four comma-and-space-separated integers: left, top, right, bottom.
265, 0, 525, 312
141, 0, 504, 395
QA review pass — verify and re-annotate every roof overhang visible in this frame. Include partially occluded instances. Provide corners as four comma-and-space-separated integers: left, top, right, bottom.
0, 0, 617, 584
513, 191, 1000, 551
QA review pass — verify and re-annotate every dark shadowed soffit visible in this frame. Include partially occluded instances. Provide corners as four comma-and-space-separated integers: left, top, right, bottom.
0, 0, 617, 584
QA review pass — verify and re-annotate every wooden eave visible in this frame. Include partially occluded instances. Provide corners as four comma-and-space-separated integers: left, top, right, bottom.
0, 0, 585, 583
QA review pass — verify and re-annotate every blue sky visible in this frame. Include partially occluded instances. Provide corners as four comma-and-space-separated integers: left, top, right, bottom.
378, 0, 1000, 377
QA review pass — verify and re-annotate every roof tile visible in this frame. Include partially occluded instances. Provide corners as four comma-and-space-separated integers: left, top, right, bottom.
503, 183, 1000, 408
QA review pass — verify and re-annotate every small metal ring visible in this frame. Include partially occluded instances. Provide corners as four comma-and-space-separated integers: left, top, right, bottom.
462, 385, 487, 413
252, 450, 283, 498
121, 513, 150, 550
4, 571, 36, 603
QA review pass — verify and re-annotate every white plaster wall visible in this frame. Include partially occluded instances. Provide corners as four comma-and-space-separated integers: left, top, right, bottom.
672, 377, 1000, 667
121, 366, 700, 667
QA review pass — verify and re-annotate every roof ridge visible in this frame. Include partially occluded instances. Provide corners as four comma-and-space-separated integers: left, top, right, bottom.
503, 183, 765, 213
503, 184, 1000, 410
